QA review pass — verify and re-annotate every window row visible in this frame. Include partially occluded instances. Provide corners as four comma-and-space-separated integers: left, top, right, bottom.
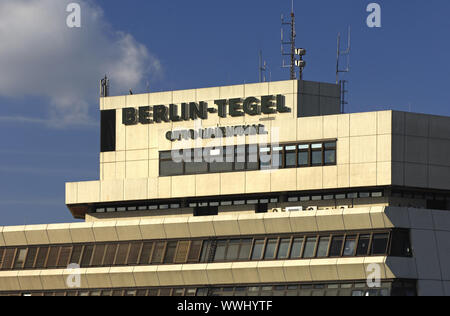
1, 280, 417, 297
0, 230, 411, 271
159, 141, 337, 177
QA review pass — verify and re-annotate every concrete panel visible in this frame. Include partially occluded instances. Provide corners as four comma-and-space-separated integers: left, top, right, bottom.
133, 266, 160, 287
417, 280, 445, 296
158, 177, 172, 199
289, 211, 318, 233
269, 80, 295, 95
65, 182, 78, 205
206, 263, 234, 285
337, 164, 350, 188
271, 118, 297, 143
408, 208, 434, 230
69, 222, 95, 243
115, 220, 143, 241
140, 218, 167, 240
0, 271, 20, 291
429, 138, 450, 167
104, 95, 126, 110
221, 172, 245, 195
181, 264, 209, 286
283, 260, 313, 282
257, 261, 286, 283
444, 282, 450, 296
323, 166, 338, 189
429, 165, 450, 190
196, 174, 220, 197
383, 207, 411, 228
238, 214, 266, 236
405, 136, 428, 164
337, 137, 349, 165
309, 259, 339, 281
342, 208, 372, 230
429, 115, 450, 140
338, 114, 350, 138
148, 178, 158, 199
173, 89, 196, 104
46, 224, 73, 245
109, 267, 136, 288
196, 87, 220, 101
298, 116, 323, 141
350, 136, 377, 164
157, 265, 185, 286
24, 225, 49, 246
124, 178, 148, 201
377, 134, 392, 162
85, 268, 113, 289
435, 231, 450, 281
377, 162, 392, 186
349, 112, 377, 137
377, 111, 392, 135
2, 226, 27, 246
336, 258, 367, 281
263, 213, 292, 234
126, 160, 148, 179
350, 163, 377, 187
405, 113, 429, 137
432, 210, 450, 232
77, 181, 100, 204
92, 221, 118, 242
384, 257, 417, 279
100, 180, 124, 202
126, 124, 149, 151
297, 167, 323, 190
163, 217, 191, 239
219, 84, 245, 100
213, 215, 241, 237
244, 82, 269, 97
245, 171, 271, 194
316, 210, 345, 231
404, 163, 428, 188
149, 91, 173, 106
410, 229, 442, 280
17, 270, 44, 291
188, 217, 216, 238
271, 169, 297, 192
370, 207, 387, 229
39, 270, 66, 290
231, 262, 260, 284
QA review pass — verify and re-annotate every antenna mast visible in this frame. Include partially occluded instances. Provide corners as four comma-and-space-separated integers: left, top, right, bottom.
100, 75, 109, 97
336, 26, 351, 113
281, 1, 306, 80
259, 50, 271, 82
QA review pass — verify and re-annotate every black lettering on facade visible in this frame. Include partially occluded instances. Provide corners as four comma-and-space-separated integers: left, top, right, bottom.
261, 95, 277, 114
153, 105, 170, 123
214, 99, 227, 118
229, 98, 244, 117
139, 106, 153, 124
169, 104, 182, 122
276, 95, 291, 113
123, 108, 138, 125
189, 102, 208, 120
243, 97, 260, 116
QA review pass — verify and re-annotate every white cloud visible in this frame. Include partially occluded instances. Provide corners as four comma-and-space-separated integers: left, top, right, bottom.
0, 0, 162, 128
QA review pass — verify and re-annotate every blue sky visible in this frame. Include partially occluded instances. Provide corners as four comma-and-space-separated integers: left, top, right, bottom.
0, 0, 449, 226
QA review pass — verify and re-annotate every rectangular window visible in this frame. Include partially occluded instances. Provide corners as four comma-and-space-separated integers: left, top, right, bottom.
46, 247, 60, 268
303, 237, 317, 258
272, 147, 283, 169
57, 246, 72, 268
317, 237, 330, 258
103, 244, 118, 266
160, 152, 184, 176
100, 110, 116, 153
290, 238, 304, 259
277, 238, 291, 259
163, 242, 177, 264
69, 246, 83, 266
24, 248, 38, 269
371, 233, 389, 255
127, 242, 142, 265
238, 239, 252, 260
13, 249, 27, 269
35, 247, 49, 269
91, 245, 106, 267
324, 142, 336, 165
115, 243, 130, 265
187, 241, 203, 263
285, 146, 297, 168
151, 242, 165, 264
138, 243, 153, 265
356, 235, 371, 256
214, 241, 227, 262
251, 240, 265, 261
263, 239, 278, 260
80, 245, 94, 268
174, 241, 190, 264
329, 236, 344, 257
226, 240, 240, 261
311, 143, 323, 166
343, 236, 357, 257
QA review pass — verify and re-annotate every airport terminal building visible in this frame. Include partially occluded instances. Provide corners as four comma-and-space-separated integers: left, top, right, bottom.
0, 79, 450, 296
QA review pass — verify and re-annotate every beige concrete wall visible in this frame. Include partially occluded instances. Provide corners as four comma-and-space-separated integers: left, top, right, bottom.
391, 111, 450, 191
0, 257, 414, 292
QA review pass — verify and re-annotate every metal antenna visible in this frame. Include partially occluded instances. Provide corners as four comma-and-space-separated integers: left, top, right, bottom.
281, 1, 306, 80
336, 26, 351, 113
259, 50, 270, 82
100, 75, 109, 97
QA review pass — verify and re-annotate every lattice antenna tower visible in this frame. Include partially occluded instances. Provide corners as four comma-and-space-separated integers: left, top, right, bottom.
336, 26, 351, 113
281, 0, 306, 80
